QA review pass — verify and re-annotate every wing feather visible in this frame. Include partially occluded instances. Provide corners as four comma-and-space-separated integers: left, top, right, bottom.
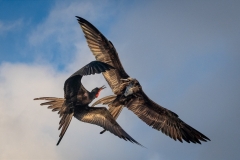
125, 91, 210, 144
76, 16, 129, 94
64, 61, 114, 99
74, 107, 142, 146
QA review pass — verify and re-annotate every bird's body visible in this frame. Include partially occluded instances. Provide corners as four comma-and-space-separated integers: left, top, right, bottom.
35, 61, 142, 146
76, 16, 210, 144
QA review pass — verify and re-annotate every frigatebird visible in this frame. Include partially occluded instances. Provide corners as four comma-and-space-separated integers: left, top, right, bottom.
76, 16, 210, 144
34, 61, 141, 146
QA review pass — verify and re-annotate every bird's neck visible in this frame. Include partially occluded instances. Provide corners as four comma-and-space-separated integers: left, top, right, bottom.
89, 92, 97, 102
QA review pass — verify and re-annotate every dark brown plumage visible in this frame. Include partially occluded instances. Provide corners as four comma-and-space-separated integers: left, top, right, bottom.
76, 16, 210, 144
34, 61, 142, 146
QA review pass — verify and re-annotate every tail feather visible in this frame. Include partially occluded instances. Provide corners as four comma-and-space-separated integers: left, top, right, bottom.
34, 96, 73, 145
56, 112, 74, 146
34, 97, 65, 113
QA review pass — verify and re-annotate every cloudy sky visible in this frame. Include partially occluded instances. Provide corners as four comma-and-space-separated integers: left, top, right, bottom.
1, 0, 240, 159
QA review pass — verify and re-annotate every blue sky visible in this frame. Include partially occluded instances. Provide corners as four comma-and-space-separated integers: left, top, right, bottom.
0, 0, 240, 160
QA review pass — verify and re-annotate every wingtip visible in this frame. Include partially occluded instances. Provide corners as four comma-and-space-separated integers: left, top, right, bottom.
140, 144, 147, 149
204, 135, 211, 141
100, 130, 106, 134
75, 16, 84, 22
134, 140, 146, 148
132, 139, 146, 148
56, 136, 63, 146
34, 97, 44, 100
75, 16, 80, 20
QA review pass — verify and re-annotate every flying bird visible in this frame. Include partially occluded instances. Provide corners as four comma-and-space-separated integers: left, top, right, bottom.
34, 61, 141, 146
76, 16, 210, 144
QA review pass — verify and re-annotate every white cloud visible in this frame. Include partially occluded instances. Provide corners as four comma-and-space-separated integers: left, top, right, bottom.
28, 0, 115, 47
27, 0, 118, 69
0, 62, 64, 159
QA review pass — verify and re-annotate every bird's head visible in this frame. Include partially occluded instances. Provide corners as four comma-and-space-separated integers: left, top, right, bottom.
91, 85, 106, 98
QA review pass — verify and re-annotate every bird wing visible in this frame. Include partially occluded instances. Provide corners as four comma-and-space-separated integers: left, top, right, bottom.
91, 95, 123, 120
91, 95, 117, 107
126, 90, 210, 144
74, 107, 142, 146
34, 97, 73, 145
99, 104, 124, 134
69, 61, 115, 78
64, 61, 114, 99
91, 95, 124, 134
76, 16, 129, 94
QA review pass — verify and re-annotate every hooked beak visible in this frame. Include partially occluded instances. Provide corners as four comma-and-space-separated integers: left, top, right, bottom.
96, 85, 106, 98
99, 85, 106, 91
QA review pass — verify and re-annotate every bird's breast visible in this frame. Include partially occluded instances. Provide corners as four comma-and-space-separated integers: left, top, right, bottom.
76, 92, 91, 105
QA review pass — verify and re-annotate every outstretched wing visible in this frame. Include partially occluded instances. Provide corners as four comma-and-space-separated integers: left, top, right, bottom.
69, 61, 115, 78
91, 95, 123, 120
76, 16, 129, 95
64, 61, 114, 99
74, 107, 142, 146
126, 90, 210, 144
